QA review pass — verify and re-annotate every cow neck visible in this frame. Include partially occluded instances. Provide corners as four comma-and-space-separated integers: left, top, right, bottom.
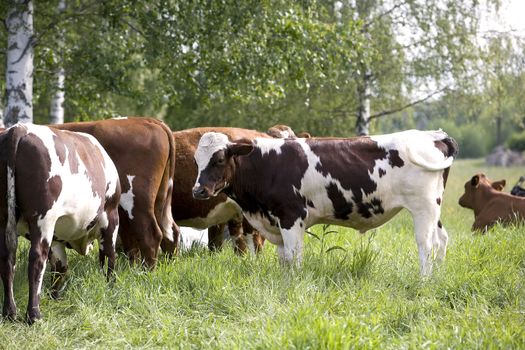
473, 187, 504, 216
227, 153, 255, 210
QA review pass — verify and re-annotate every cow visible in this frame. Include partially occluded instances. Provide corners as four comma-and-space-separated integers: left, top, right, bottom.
458, 173, 525, 231
52, 117, 177, 267
172, 127, 270, 253
0, 123, 121, 323
192, 129, 458, 275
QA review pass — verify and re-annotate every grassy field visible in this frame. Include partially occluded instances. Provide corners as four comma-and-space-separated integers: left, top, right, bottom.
1, 159, 525, 349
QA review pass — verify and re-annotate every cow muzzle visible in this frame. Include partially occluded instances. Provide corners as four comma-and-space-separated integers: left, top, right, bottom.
192, 185, 211, 200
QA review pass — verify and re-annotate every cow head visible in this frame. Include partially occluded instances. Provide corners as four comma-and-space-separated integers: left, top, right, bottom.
192, 132, 253, 200
458, 173, 506, 209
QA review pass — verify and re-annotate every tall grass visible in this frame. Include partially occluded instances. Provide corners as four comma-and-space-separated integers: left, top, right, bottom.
1, 159, 524, 349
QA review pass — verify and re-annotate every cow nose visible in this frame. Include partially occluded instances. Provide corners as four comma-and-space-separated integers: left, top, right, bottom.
192, 186, 208, 199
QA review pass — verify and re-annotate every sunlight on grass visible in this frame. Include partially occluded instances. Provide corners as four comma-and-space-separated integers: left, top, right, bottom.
1, 159, 524, 348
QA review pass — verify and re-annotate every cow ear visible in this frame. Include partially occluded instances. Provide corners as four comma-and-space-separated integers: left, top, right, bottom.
492, 179, 506, 191
470, 175, 480, 187
227, 139, 253, 157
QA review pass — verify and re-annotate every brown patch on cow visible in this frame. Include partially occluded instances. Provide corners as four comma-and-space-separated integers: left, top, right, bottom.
378, 168, 386, 178
231, 140, 309, 230
357, 197, 385, 218
388, 150, 404, 168
326, 183, 353, 220
15, 134, 63, 220
53, 135, 66, 165
436, 198, 441, 205
309, 137, 392, 220
434, 137, 459, 158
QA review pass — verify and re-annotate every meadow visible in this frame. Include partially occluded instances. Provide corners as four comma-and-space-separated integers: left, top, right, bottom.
1, 159, 524, 349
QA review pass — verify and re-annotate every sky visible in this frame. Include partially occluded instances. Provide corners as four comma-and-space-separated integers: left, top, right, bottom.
482, 0, 525, 34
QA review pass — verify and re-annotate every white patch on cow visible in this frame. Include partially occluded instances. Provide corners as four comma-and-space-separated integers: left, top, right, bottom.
245, 233, 256, 254
278, 218, 305, 266
50, 242, 68, 269
194, 132, 230, 180
371, 129, 453, 171
120, 175, 136, 220
254, 137, 285, 156
244, 211, 283, 245
111, 116, 128, 120
177, 198, 242, 229
180, 226, 208, 250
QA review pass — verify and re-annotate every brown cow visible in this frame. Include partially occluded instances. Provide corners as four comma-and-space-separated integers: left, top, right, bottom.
458, 173, 525, 232
52, 117, 178, 267
172, 127, 270, 253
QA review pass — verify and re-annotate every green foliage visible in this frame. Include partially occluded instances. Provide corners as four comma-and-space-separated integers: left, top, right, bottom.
507, 131, 525, 151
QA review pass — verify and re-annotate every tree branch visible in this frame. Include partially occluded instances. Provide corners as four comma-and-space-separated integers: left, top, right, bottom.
369, 86, 450, 120
365, 1, 409, 29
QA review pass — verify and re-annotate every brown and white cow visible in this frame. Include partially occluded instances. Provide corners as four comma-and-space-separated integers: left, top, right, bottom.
52, 117, 177, 267
0, 123, 120, 323
172, 127, 270, 253
192, 129, 458, 275
458, 173, 525, 232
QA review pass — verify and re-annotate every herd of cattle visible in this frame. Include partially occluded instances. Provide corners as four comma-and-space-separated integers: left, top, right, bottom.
0, 116, 522, 323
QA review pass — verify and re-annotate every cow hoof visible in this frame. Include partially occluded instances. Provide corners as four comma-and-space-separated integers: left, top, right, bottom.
51, 289, 62, 300
2, 311, 16, 321
25, 310, 42, 325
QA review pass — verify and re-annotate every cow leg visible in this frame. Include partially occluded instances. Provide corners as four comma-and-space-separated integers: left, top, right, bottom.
243, 220, 265, 254
208, 224, 225, 252
228, 219, 248, 255
99, 210, 119, 278
279, 220, 305, 267
410, 205, 440, 276
160, 222, 180, 258
117, 211, 141, 265
48, 242, 68, 300
135, 214, 163, 269
0, 224, 17, 320
26, 222, 52, 324
433, 220, 448, 263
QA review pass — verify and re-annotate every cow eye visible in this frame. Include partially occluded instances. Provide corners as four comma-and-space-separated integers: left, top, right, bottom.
216, 158, 225, 165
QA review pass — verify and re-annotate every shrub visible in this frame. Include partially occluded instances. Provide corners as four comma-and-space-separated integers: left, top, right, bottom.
507, 131, 525, 152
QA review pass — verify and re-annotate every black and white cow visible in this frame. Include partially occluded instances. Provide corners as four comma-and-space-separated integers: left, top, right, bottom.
0, 123, 121, 323
192, 130, 458, 275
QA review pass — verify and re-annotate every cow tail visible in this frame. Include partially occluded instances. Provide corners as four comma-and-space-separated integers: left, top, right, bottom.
156, 119, 177, 244
407, 133, 459, 172
5, 125, 25, 253
440, 136, 458, 188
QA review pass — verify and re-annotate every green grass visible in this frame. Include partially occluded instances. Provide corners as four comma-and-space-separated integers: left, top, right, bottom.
1, 159, 525, 349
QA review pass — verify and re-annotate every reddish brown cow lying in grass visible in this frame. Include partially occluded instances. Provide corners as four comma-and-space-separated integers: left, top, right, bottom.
458, 173, 525, 232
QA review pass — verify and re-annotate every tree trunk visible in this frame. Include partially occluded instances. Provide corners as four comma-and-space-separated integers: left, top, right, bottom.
355, 68, 372, 136
4, 0, 34, 127
49, 0, 66, 125
354, 2, 373, 136
49, 68, 65, 124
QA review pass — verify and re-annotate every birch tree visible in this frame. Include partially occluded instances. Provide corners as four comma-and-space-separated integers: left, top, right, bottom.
48, 0, 65, 125
4, 0, 34, 127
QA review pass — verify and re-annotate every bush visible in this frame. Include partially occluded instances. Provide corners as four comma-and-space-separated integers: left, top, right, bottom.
507, 131, 525, 152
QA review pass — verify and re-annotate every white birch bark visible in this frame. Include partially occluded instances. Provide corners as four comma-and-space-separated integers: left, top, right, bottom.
356, 69, 372, 136
4, 0, 34, 127
49, 0, 66, 125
